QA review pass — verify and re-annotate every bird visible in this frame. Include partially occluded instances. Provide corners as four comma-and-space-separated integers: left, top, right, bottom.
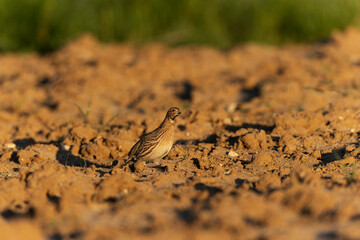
128, 107, 181, 163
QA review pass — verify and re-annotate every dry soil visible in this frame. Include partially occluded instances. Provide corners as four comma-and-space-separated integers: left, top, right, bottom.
1, 28, 360, 240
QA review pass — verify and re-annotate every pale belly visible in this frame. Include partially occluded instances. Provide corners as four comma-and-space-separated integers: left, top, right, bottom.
142, 140, 173, 162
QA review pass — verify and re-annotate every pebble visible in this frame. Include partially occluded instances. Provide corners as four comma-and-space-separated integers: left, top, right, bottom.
5, 143, 16, 149
61, 145, 71, 151
226, 102, 237, 113
228, 150, 239, 157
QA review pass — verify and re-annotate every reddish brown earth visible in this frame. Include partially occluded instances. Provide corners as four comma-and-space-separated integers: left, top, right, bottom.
1, 28, 360, 240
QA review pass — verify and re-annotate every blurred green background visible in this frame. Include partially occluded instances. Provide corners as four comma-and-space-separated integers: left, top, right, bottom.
0, 0, 359, 52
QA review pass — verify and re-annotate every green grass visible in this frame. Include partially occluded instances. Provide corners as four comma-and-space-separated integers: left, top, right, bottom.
0, 0, 359, 52
76, 101, 118, 132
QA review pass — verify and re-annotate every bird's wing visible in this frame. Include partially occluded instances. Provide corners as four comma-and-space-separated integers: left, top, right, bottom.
128, 132, 152, 157
128, 139, 141, 159
128, 131, 161, 160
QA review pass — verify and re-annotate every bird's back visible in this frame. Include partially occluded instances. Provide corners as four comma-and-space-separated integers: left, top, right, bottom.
128, 122, 174, 162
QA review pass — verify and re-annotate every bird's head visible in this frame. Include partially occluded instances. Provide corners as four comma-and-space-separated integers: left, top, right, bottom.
166, 107, 181, 122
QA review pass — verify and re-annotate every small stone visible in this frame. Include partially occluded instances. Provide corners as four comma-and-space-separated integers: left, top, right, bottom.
5, 143, 16, 149
228, 150, 239, 157
226, 102, 237, 113
60, 145, 71, 151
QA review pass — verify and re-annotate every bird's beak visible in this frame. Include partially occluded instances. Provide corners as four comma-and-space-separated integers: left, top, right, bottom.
178, 111, 182, 115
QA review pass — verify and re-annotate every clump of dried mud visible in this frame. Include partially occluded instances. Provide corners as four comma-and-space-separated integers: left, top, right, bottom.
1, 28, 360, 239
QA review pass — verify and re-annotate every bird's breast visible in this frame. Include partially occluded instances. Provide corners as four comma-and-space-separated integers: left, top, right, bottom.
150, 139, 173, 160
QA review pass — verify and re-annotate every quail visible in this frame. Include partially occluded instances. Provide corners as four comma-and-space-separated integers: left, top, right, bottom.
128, 107, 181, 163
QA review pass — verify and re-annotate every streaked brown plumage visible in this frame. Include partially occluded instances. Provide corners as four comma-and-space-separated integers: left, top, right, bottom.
128, 107, 181, 162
